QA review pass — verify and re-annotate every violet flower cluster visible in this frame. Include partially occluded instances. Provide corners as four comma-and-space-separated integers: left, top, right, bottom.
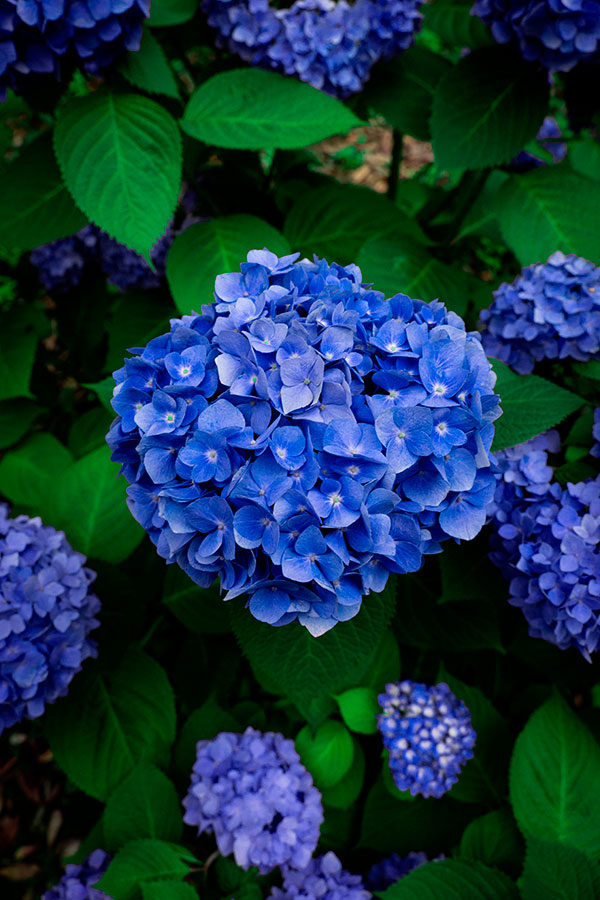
31, 223, 172, 294
42, 850, 110, 900
0, 0, 150, 99
479, 252, 600, 375
268, 852, 371, 900
202, 0, 424, 98
0, 505, 100, 733
510, 116, 567, 172
377, 680, 476, 798
592, 409, 600, 458
107, 250, 500, 635
183, 727, 323, 873
471, 0, 600, 71
366, 852, 430, 890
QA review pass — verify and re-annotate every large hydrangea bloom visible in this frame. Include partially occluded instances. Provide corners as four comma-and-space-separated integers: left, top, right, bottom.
183, 727, 323, 873
107, 250, 500, 635
479, 252, 600, 375
0, 505, 100, 733
0, 0, 150, 99
268, 852, 371, 900
202, 0, 424, 97
42, 849, 110, 900
377, 680, 476, 798
31, 223, 172, 294
471, 0, 600, 71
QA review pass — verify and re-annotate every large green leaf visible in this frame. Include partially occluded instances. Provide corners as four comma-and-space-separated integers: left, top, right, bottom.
167, 216, 290, 314
0, 306, 42, 402
0, 433, 72, 509
423, 0, 493, 48
142, 884, 198, 900
95, 840, 189, 900
379, 859, 518, 899
181, 69, 361, 150
431, 49, 548, 170
366, 48, 451, 140
148, 0, 196, 25
106, 291, 173, 373
295, 720, 354, 789
45, 648, 176, 801
335, 687, 379, 735
228, 580, 397, 728
520, 838, 600, 900
320, 742, 365, 810
495, 169, 600, 265
459, 810, 523, 876
509, 693, 600, 858
163, 569, 230, 635
43, 445, 144, 563
0, 134, 86, 250
54, 90, 182, 259
0, 399, 42, 451
491, 360, 584, 451
118, 28, 180, 99
103, 763, 183, 850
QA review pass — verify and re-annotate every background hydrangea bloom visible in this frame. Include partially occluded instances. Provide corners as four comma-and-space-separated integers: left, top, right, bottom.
366, 852, 431, 890
31, 223, 172, 294
107, 250, 500, 635
471, 0, 600, 71
377, 680, 476, 798
592, 409, 600, 458
0, 505, 100, 733
183, 727, 323, 873
42, 849, 110, 900
269, 851, 371, 900
202, 0, 424, 97
510, 116, 567, 172
479, 251, 600, 375
0, 0, 150, 99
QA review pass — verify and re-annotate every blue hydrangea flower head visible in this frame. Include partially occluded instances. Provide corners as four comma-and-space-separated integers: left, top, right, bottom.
366, 852, 431, 890
183, 727, 323, 873
268, 852, 371, 900
592, 409, 600, 458
377, 680, 476, 798
106, 249, 500, 635
31, 224, 172, 293
510, 116, 567, 172
42, 849, 110, 900
479, 252, 600, 374
0, 504, 100, 733
471, 0, 600, 71
0, 0, 151, 98
202, 0, 424, 97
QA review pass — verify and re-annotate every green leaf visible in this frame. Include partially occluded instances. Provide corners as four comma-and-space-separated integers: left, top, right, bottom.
495, 169, 600, 266
569, 139, 600, 182
0, 304, 44, 401
0, 399, 42, 450
163, 569, 230, 634
321, 741, 365, 810
335, 687, 379, 735
432, 50, 548, 171
362, 630, 401, 689
167, 216, 290, 314
142, 883, 198, 900
492, 360, 584, 451
95, 839, 189, 900
229, 580, 397, 728
295, 720, 354, 789
366, 48, 451, 140
174, 695, 240, 775
356, 235, 487, 317
423, 0, 493, 48
45, 648, 176, 801
104, 763, 183, 850
118, 28, 180, 99
68, 407, 113, 458
520, 838, 600, 900
83, 377, 116, 414
509, 692, 600, 857
42, 445, 144, 563
285, 184, 427, 266
106, 291, 173, 373
459, 809, 523, 876
0, 433, 72, 508
572, 359, 600, 382
0, 134, 86, 250
148, 0, 196, 25
379, 859, 518, 899
181, 69, 361, 150
54, 90, 182, 259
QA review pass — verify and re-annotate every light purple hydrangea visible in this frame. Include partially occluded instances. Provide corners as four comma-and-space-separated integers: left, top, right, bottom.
183, 727, 323, 873
268, 852, 371, 900
42, 849, 110, 900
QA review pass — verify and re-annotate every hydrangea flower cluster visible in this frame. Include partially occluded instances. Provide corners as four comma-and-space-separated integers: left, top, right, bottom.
366, 852, 430, 890
31, 223, 172, 294
0, 0, 150, 99
377, 680, 476, 798
183, 727, 323, 873
479, 252, 600, 375
202, 0, 424, 97
592, 409, 600, 458
471, 0, 600, 71
510, 116, 567, 172
42, 849, 110, 900
268, 852, 371, 900
107, 250, 500, 635
0, 505, 100, 733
